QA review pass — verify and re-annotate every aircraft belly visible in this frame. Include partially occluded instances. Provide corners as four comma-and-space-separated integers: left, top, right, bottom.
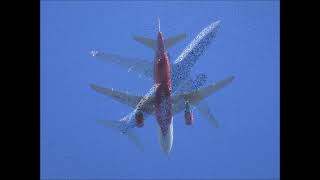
158, 118, 173, 155
155, 95, 172, 133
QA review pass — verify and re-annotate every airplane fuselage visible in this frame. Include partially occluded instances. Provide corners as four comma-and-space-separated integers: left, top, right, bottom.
153, 32, 173, 154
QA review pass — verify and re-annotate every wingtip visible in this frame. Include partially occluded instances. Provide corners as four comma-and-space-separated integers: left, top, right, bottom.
96, 119, 121, 129
174, 33, 187, 39
90, 50, 98, 57
210, 120, 219, 128
158, 17, 161, 32
89, 83, 97, 90
212, 20, 222, 28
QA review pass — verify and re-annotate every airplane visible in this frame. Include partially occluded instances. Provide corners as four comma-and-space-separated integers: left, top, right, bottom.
90, 19, 234, 154
91, 20, 222, 128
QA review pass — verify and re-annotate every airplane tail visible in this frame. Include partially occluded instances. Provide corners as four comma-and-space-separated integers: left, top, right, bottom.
158, 17, 161, 32
133, 33, 187, 50
96, 119, 144, 151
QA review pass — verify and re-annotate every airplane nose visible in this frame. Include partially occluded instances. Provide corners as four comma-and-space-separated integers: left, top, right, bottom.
158, 123, 173, 155
160, 135, 172, 155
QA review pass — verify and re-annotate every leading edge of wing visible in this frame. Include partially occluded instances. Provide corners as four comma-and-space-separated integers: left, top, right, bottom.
90, 83, 157, 113
174, 20, 221, 65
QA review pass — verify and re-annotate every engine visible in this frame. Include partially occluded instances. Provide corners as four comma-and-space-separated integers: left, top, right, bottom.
184, 102, 193, 125
135, 111, 144, 128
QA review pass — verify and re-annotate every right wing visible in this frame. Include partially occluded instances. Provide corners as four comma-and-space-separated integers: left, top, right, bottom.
174, 73, 219, 128
90, 50, 153, 78
172, 76, 234, 114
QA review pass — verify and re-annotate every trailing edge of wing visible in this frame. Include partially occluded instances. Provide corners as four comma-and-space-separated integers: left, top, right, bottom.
91, 51, 153, 78
90, 84, 143, 109
172, 76, 235, 106
90, 84, 157, 113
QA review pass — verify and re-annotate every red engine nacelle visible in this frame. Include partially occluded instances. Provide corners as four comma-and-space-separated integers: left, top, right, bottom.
135, 111, 144, 128
184, 102, 193, 125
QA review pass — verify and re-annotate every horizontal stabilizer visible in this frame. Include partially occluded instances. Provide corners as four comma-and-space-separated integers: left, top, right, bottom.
96, 119, 122, 129
196, 101, 219, 128
133, 33, 187, 50
164, 33, 187, 49
132, 36, 156, 49
96, 119, 144, 151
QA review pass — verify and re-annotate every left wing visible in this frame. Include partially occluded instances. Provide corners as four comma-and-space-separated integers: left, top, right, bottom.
172, 76, 234, 114
90, 50, 153, 78
90, 84, 157, 114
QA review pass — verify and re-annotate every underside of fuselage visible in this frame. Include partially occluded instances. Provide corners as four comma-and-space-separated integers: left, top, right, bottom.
90, 20, 229, 155
155, 91, 172, 134
157, 117, 173, 155
154, 30, 174, 154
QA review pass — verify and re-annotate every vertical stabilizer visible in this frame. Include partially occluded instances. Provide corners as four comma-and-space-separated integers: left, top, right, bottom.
158, 17, 161, 32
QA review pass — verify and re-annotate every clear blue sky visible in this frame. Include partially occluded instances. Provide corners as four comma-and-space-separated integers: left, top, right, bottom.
41, 1, 279, 179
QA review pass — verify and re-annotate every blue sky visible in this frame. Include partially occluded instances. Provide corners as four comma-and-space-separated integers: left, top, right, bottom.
41, 1, 279, 179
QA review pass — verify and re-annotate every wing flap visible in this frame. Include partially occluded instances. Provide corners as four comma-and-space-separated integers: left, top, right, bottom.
172, 76, 235, 106
90, 83, 158, 113
91, 51, 153, 78
90, 84, 142, 109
